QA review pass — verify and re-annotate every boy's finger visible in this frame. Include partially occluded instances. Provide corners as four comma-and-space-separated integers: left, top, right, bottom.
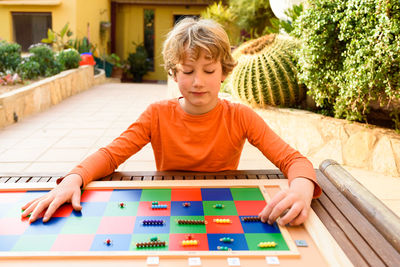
259, 191, 286, 222
21, 203, 37, 217
268, 196, 293, 224
71, 190, 82, 211
21, 197, 39, 211
278, 203, 302, 226
43, 198, 64, 222
289, 208, 309, 226
29, 197, 52, 223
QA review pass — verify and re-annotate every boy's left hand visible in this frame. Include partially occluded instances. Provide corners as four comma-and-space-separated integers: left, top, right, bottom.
258, 177, 314, 226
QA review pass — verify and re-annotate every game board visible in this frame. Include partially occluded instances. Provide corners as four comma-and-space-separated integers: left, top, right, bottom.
0, 180, 300, 257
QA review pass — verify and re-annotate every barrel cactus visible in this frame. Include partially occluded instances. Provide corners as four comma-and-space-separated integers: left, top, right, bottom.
228, 34, 305, 107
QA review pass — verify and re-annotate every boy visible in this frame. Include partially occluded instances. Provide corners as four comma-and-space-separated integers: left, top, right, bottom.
22, 18, 321, 226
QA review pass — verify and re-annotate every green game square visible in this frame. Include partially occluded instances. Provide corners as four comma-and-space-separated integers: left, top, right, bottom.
230, 188, 265, 201
61, 216, 101, 234
6, 204, 26, 218
203, 201, 238, 216
130, 233, 169, 251
245, 233, 289, 251
12, 234, 57, 251
104, 201, 139, 216
140, 189, 171, 201
170, 216, 207, 233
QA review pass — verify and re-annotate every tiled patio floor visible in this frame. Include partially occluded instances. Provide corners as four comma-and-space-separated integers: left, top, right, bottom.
0, 82, 399, 217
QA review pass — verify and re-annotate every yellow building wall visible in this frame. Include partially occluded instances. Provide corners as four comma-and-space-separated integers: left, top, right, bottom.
115, 4, 207, 81
75, 0, 110, 57
0, 1, 76, 44
0, 0, 109, 56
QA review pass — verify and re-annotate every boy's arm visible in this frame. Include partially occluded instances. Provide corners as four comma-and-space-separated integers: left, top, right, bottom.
21, 105, 154, 222
239, 105, 321, 224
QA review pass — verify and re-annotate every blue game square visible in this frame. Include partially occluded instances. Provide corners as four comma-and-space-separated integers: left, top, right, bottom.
18, 191, 48, 203
201, 188, 233, 201
109, 189, 142, 202
90, 234, 133, 251
24, 217, 68, 235
72, 202, 107, 217
207, 234, 248, 251
134, 216, 170, 234
239, 216, 281, 233
170, 201, 204, 216
0, 235, 19, 251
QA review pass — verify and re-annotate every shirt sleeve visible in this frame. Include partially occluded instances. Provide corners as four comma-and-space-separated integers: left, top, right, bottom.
66, 104, 153, 187
239, 105, 322, 198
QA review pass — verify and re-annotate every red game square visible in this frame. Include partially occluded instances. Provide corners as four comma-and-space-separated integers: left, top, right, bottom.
234, 201, 267, 216
0, 191, 26, 203
81, 189, 113, 202
171, 188, 202, 201
168, 233, 209, 251
97, 216, 136, 234
52, 204, 73, 217
0, 217, 29, 235
136, 201, 171, 216
205, 216, 243, 234
51, 234, 95, 251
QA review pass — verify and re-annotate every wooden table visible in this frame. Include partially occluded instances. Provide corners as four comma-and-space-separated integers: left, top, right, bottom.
1, 160, 399, 267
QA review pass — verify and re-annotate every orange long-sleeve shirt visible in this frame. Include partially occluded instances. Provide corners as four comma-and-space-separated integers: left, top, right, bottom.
69, 98, 321, 197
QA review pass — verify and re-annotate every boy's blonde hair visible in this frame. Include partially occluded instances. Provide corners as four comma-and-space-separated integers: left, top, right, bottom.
162, 17, 236, 77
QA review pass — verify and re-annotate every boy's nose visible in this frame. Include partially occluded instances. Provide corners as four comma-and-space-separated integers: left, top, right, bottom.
193, 73, 205, 87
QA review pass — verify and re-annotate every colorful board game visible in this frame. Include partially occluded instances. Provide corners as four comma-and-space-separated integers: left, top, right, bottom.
0, 182, 298, 257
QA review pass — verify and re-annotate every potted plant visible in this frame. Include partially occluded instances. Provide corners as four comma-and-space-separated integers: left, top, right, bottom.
127, 42, 151, 83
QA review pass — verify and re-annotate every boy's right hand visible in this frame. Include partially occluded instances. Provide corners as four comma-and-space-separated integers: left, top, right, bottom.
21, 174, 83, 223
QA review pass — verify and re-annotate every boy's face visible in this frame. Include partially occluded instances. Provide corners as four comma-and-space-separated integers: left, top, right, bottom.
174, 48, 226, 115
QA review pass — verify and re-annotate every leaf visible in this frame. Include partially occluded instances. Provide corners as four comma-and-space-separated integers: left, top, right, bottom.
60, 23, 70, 38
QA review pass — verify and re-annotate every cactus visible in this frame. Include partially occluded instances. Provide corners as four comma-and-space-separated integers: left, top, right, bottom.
228, 34, 305, 107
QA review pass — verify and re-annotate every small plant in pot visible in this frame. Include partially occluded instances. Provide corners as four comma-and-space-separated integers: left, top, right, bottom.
127, 42, 150, 83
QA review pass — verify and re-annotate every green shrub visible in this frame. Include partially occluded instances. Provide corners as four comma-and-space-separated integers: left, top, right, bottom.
29, 44, 61, 77
56, 48, 81, 70
294, 0, 400, 123
127, 42, 150, 82
16, 57, 41, 80
0, 41, 22, 72
227, 34, 305, 107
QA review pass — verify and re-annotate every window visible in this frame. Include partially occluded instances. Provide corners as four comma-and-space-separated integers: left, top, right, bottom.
144, 9, 154, 71
12, 12, 52, 52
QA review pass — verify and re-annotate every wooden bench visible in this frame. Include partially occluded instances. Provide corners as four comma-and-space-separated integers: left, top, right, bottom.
1, 159, 399, 266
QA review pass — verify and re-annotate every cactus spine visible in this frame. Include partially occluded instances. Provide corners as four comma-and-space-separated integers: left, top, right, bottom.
229, 34, 305, 107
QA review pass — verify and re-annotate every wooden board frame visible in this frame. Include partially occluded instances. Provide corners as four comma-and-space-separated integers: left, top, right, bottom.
0, 180, 302, 258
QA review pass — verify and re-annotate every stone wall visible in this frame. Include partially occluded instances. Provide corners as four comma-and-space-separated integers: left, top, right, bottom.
168, 77, 400, 177
0, 65, 104, 129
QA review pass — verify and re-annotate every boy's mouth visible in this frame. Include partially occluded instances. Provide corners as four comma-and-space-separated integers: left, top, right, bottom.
191, 92, 207, 95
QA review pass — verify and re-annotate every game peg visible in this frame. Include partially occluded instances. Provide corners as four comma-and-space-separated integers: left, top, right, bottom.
186, 234, 194, 240
119, 202, 126, 208
152, 201, 158, 205
142, 219, 165, 225
151, 204, 168, 209
150, 236, 159, 241
241, 216, 261, 222
104, 238, 112, 246
182, 240, 199, 246
219, 237, 234, 243
136, 241, 166, 248
177, 219, 207, 225
217, 246, 231, 251
257, 242, 277, 248
182, 202, 191, 207
213, 203, 224, 209
213, 218, 231, 224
